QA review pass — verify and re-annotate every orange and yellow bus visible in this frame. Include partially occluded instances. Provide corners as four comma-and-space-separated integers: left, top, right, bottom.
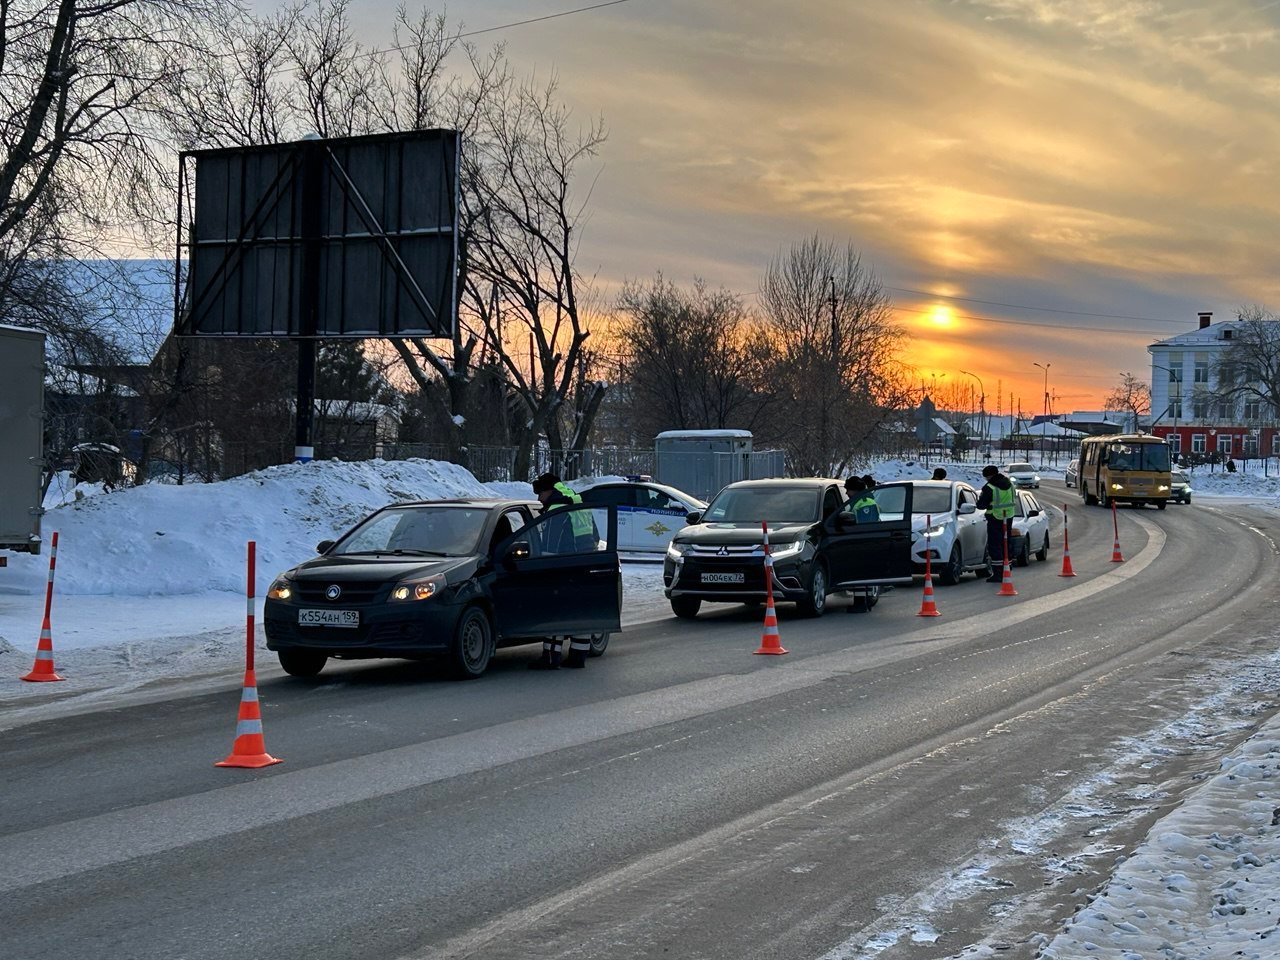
1077, 433, 1172, 510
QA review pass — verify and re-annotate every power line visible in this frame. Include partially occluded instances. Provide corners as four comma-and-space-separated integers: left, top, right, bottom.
890, 302, 1170, 337
458, 0, 635, 39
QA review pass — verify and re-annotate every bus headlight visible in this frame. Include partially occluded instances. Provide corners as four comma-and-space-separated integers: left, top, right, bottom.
1111, 482, 1124, 491
1157, 484, 1170, 492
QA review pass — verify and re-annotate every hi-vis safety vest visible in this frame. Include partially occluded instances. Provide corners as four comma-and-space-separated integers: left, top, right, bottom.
853, 494, 880, 523
986, 482, 1016, 520
551, 481, 595, 541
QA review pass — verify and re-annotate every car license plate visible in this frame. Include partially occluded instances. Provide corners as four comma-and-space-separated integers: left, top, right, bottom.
701, 572, 745, 584
298, 608, 359, 628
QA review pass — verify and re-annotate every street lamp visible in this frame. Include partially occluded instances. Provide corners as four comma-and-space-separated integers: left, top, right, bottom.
959, 369, 986, 461
1033, 362, 1051, 464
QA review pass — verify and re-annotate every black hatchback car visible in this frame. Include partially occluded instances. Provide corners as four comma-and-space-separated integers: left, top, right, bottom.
663, 478, 914, 618
264, 499, 621, 679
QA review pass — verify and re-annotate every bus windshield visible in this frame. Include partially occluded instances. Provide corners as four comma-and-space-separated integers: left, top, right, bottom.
1106, 442, 1170, 472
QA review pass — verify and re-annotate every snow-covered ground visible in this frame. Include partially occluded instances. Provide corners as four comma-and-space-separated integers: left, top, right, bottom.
4, 455, 1280, 958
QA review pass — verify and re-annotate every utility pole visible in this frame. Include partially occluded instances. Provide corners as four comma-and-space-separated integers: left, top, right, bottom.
1033, 361, 1051, 465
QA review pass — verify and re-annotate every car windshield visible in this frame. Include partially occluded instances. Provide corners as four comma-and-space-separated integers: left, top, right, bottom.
909, 486, 953, 515
1106, 442, 1171, 472
702, 486, 820, 523
334, 506, 488, 557
1007, 463, 1034, 473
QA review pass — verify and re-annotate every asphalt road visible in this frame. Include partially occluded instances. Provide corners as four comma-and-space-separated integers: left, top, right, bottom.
3, 484, 1279, 960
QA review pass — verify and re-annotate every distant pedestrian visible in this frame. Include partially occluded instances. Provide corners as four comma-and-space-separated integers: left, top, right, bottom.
976, 464, 1015, 582
862, 474, 876, 490
931, 467, 947, 481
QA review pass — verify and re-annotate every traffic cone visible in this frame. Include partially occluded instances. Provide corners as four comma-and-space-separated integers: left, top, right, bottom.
917, 573, 941, 616
22, 530, 64, 682
1059, 504, 1077, 577
917, 518, 940, 616
20, 617, 64, 682
754, 558, 788, 656
1110, 501, 1124, 562
996, 529, 1017, 596
215, 668, 283, 768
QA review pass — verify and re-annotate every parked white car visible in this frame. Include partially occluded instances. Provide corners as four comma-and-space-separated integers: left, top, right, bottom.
1008, 490, 1051, 566
1003, 461, 1041, 489
578, 478, 706, 554
877, 479, 990, 585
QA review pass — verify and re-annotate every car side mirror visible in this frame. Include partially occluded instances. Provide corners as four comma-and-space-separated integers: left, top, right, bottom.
505, 541, 531, 563
957, 503, 976, 515
685, 511, 702, 525
1028, 509, 1040, 517
316, 539, 335, 554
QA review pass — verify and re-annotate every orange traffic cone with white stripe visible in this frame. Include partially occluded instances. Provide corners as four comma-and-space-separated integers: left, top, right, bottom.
755, 522, 788, 655
21, 617, 64, 682
216, 541, 282, 768
22, 530, 65, 682
1059, 504, 1077, 577
996, 527, 1018, 596
215, 669, 282, 768
917, 516, 941, 616
1109, 501, 1124, 562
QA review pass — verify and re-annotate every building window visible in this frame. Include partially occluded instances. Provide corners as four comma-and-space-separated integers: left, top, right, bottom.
1273, 434, 1280, 456
1194, 354, 1210, 383
1218, 434, 1233, 455
1193, 399, 1209, 419
1219, 400, 1236, 419
1192, 434, 1206, 453
1245, 400, 1261, 420
1245, 434, 1259, 456
1169, 397, 1183, 419
1168, 434, 1181, 455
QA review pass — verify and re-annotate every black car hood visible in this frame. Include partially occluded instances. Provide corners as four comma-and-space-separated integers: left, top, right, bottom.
289, 554, 476, 582
675, 521, 815, 545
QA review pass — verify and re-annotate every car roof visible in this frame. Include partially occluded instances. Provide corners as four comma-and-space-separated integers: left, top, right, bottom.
722, 478, 839, 489
384, 498, 538, 510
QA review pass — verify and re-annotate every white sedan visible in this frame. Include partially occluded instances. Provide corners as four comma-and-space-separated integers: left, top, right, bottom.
1008, 490, 1051, 566
1003, 462, 1041, 489
578, 478, 706, 555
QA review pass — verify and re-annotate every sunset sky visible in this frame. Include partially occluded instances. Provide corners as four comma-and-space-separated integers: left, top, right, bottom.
352, 0, 1280, 413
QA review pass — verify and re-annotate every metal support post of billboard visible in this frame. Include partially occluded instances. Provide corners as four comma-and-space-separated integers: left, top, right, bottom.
295, 138, 323, 464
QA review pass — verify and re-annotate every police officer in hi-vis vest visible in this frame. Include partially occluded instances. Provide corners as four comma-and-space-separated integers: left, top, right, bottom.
976, 464, 1016, 582
529, 472, 597, 669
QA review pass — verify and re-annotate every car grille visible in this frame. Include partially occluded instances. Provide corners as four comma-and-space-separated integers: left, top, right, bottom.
685, 544, 764, 557
293, 580, 385, 604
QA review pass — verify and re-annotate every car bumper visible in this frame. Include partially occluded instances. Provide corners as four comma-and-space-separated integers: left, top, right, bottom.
663, 554, 811, 603
264, 599, 460, 658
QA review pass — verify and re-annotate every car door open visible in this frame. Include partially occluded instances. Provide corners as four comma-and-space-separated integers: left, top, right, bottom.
489, 505, 622, 638
828, 483, 915, 588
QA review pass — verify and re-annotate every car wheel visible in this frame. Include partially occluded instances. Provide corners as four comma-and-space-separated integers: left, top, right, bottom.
937, 543, 962, 586
448, 606, 494, 680
1016, 538, 1030, 567
1184, 495, 1192, 504
796, 561, 828, 617
671, 596, 701, 619
278, 649, 326, 678
1036, 533, 1049, 562
587, 632, 610, 657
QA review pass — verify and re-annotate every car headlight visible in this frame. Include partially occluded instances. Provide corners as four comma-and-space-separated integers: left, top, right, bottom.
267, 575, 294, 600
390, 573, 445, 601
666, 541, 690, 560
770, 540, 804, 560
924, 524, 948, 539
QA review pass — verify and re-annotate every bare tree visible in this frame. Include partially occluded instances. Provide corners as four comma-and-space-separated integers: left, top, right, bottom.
1212, 307, 1280, 420
1104, 372, 1151, 433
613, 274, 771, 442
757, 235, 908, 476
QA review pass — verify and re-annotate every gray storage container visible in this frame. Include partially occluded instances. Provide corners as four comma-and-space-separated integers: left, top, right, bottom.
0, 325, 45, 553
